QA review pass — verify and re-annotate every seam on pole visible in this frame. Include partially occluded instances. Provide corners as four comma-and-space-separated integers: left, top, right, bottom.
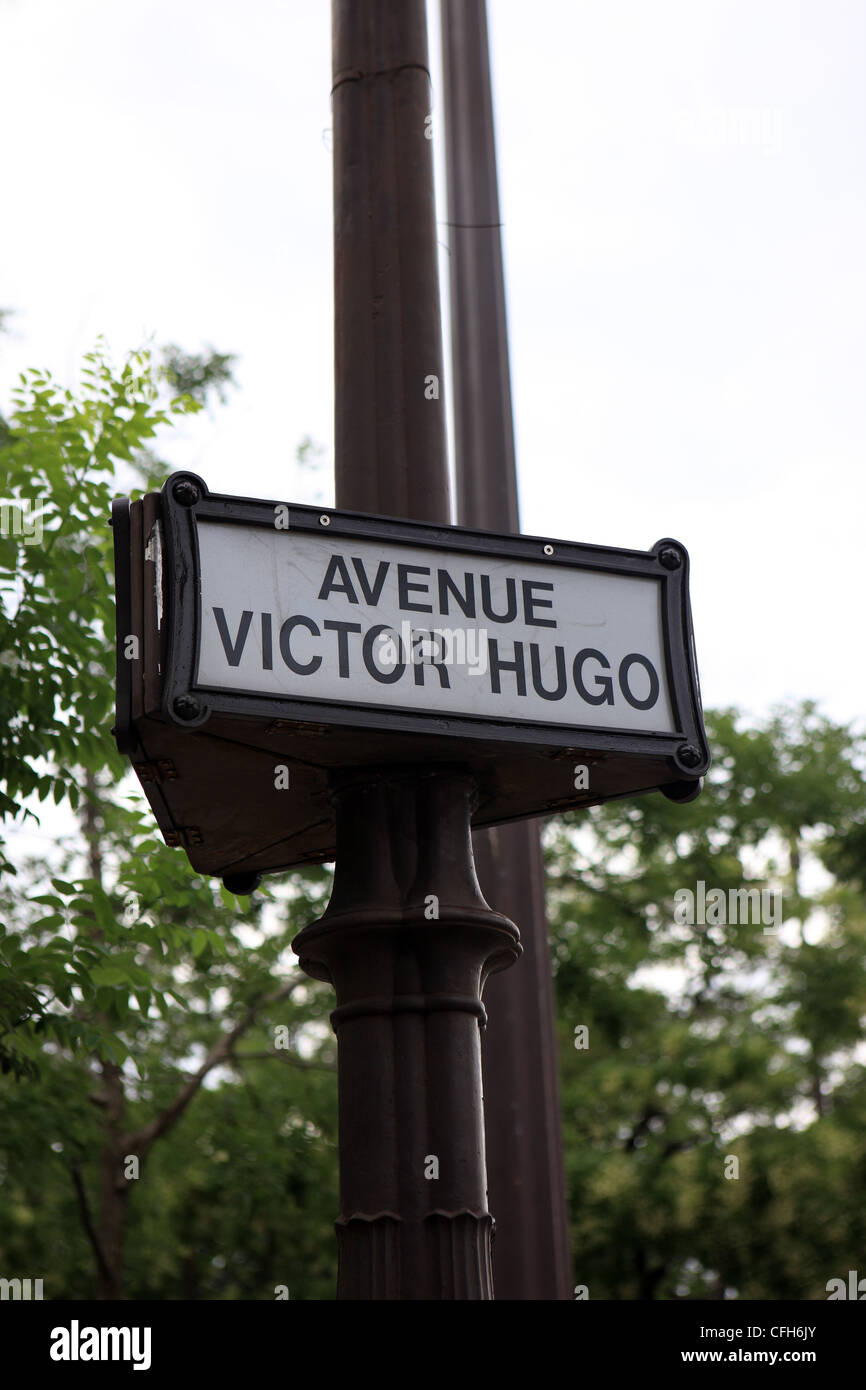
331, 994, 488, 1026
332, 62, 431, 94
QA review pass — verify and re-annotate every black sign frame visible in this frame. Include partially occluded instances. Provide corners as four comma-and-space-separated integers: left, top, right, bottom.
112, 472, 711, 882
155, 472, 708, 777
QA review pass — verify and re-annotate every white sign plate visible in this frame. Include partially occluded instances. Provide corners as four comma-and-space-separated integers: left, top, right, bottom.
195, 523, 676, 736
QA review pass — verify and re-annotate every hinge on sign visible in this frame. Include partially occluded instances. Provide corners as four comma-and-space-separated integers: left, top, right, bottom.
134, 759, 177, 785
183, 827, 204, 847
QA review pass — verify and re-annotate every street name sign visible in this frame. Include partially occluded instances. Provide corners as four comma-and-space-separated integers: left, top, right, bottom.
112, 473, 709, 887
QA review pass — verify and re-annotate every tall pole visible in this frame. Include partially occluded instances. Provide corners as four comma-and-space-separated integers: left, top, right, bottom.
440, 0, 573, 1299
331, 0, 449, 523
292, 0, 521, 1299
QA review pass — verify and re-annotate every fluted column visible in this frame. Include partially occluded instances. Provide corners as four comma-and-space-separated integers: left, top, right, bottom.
293, 768, 520, 1298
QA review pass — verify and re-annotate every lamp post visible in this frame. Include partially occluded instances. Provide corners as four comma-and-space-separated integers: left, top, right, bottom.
292, 0, 521, 1299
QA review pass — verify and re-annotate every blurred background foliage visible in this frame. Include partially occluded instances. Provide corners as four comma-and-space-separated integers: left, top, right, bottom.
547, 701, 866, 1299
0, 342, 863, 1299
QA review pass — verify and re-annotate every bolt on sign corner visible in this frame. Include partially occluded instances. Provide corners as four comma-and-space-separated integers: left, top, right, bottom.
112, 472, 709, 889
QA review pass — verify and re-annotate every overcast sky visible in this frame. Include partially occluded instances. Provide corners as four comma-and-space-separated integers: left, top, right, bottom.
1, 0, 864, 731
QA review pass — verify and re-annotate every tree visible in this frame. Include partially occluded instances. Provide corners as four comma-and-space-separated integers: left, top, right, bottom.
0, 344, 338, 1298
548, 702, 866, 1298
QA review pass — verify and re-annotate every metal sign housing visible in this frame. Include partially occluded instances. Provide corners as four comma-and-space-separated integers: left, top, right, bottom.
112, 473, 709, 886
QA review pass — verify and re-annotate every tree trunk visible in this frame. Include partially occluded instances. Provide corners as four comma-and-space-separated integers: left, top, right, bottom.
81, 774, 130, 1299
96, 1057, 129, 1299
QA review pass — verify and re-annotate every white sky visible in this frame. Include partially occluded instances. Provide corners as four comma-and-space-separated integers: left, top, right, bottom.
1, 0, 864, 731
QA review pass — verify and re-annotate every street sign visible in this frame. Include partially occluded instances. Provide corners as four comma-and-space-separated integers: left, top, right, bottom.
112, 472, 709, 887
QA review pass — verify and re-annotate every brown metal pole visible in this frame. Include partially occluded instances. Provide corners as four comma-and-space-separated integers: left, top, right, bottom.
293, 768, 519, 1298
440, 0, 573, 1298
331, 0, 449, 522
292, 0, 521, 1299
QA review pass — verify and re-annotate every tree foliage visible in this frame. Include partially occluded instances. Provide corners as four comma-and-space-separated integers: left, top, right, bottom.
549, 703, 866, 1299
0, 346, 338, 1298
